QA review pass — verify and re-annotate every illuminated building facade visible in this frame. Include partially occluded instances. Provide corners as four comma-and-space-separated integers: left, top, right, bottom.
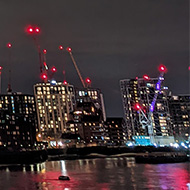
34, 82, 75, 141
168, 95, 190, 142
0, 93, 37, 149
104, 117, 127, 145
120, 78, 173, 140
67, 88, 106, 145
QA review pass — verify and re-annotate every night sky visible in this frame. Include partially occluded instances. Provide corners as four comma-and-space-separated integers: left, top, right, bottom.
0, 0, 189, 117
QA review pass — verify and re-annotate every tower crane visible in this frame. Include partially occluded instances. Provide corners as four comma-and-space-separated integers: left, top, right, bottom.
66, 47, 91, 88
135, 64, 167, 145
26, 25, 50, 82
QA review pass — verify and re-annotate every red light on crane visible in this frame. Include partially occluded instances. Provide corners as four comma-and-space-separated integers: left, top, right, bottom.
0, 66, 2, 71
188, 66, 190, 71
51, 66, 57, 72
66, 47, 72, 52
143, 74, 150, 80
43, 49, 47, 54
27, 26, 33, 34
158, 64, 167, 73
41, 73, 47, 80
85, 77, 91, 84
35, 27, 40, 33
63, 80, 68, 85
134, 103, 141, 111
7, 43, 12, 48
59, 45, 63, 50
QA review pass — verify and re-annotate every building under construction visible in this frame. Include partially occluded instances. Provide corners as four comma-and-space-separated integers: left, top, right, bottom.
120, 77, 173, 143
67, 87, 107, 146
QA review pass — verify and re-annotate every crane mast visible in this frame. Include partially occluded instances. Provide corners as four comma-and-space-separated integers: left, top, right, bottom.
66, 47, 86, 88
137, 65, 167, 144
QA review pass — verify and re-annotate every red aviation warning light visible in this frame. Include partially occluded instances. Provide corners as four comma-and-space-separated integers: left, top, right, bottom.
158, 64, 167, 73
85, 77, 91, 84
0, 66, 2, 71
35, 27, 40, 33
26, 26, 40, 34
41, 73, 47, 80
134, 103, 141, 111
66, 47, 72, 52
63, 80, 68, 85
143, 74, 150, 80
27, 26, 33, 34
51, 66, 57, 72
43, 49, 47, 54
7, 43, 12, 48
59, 45, 63, 50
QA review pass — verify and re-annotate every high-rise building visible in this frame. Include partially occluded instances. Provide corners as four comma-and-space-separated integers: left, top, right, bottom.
104, 117, 127, 146
67, 87, 106, 145
0, 93, 37, 150
33, 82, 75, 142
120, 78, 173, 141
74, 87, 106, 121
168, 95, 190, 142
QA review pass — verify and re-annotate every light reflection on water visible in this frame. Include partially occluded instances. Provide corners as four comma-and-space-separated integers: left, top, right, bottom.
0, 158, 189, 190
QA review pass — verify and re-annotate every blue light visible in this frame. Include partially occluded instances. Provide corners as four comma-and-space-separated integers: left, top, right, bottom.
51, 80, 57, 85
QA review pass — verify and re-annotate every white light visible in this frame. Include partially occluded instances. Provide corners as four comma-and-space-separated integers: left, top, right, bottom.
181, 142, 185, 146
58, 141, 63, 146
51, 80, 57, 85
172, 143, 179, 148
153, 143, 157, 147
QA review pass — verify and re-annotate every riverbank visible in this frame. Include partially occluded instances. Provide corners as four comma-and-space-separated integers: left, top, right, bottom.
47, 146, 189, 163
0, 149, 48, 164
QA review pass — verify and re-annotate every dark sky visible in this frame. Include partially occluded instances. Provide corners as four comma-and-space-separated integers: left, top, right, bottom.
0, 0, 189, 117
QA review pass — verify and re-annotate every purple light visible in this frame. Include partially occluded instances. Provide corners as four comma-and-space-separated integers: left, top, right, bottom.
156, 83, 160, 90
150, 105, 154, 112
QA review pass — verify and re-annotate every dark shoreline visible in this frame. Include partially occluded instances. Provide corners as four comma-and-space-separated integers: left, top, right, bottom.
47, 146, 189, 164
0, 149, 48, 165
0, 146, 188, 165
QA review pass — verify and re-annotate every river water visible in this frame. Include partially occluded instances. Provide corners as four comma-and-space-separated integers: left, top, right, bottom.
0, 158, 189, 190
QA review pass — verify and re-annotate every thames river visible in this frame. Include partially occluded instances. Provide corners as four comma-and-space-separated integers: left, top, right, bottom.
0, 158, 189, 190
